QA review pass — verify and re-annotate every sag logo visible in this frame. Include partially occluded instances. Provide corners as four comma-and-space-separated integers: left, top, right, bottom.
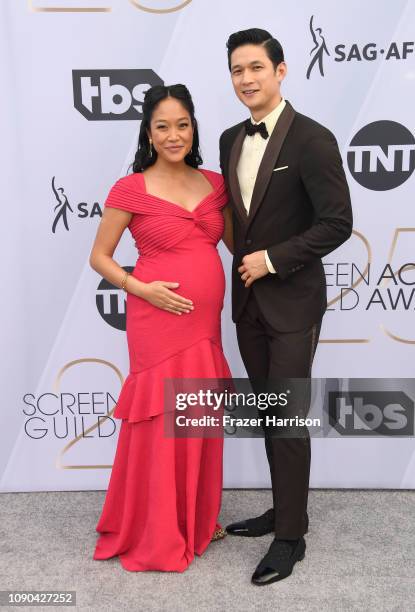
306, 15, 414, 79
51, 176, 102, 232
347, 121, 415, 191
328, 391, 414, 436
96, 266, 134, 330
52, 176, 73, 232
72, 69, 163, 121
306, 15, 330, 79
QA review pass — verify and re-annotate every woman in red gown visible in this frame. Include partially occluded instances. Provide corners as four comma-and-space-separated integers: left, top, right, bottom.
89, 84, 233, 572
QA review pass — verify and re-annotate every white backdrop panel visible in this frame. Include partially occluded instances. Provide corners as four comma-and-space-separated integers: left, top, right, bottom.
1, 0, 414, 491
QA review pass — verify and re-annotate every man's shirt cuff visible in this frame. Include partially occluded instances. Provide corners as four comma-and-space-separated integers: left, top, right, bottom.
265, 250, 277, 274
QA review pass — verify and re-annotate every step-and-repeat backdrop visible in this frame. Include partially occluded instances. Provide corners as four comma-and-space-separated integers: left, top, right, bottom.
1, 0, 414, 491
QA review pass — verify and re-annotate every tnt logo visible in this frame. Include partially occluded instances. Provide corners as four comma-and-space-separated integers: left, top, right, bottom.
96, 266, 134, 330
347, 121, 415, 191
328, 391, 414, 436
73, 69, 163, 121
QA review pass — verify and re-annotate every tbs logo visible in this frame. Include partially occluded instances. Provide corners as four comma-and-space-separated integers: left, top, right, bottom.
73, 69, 163, 121
328, 391, 414, 436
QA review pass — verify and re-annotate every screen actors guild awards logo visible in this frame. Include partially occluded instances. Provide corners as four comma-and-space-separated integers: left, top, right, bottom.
52, 176, 73, 233
306, 15, 330, 79
51, 177, 103, 232
305, 15, 414, 79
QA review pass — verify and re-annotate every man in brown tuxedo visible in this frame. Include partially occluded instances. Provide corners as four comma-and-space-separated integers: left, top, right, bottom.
219, 28, 353, 585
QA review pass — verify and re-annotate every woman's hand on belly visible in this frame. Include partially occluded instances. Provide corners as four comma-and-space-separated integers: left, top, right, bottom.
139, 280, 194, 316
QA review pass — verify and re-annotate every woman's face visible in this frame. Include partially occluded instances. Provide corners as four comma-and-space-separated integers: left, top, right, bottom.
147, 97, 194, 164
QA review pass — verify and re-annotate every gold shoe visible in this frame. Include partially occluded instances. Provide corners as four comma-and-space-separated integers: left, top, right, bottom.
211, 527, 227, 541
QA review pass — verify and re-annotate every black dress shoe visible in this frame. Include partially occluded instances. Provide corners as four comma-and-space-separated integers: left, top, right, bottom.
226, 508, 274, 537
226, 509, 309, 537
251, 537, 306, 586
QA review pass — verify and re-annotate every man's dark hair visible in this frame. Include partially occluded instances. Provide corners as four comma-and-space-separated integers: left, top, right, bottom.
226, 28, 284, 71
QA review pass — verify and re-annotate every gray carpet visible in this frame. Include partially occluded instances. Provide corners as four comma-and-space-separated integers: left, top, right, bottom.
1, 489, 414, 611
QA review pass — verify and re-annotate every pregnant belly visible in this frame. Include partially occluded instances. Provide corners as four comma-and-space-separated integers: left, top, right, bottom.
132, 246, 225, 308
125, 245, 226, 371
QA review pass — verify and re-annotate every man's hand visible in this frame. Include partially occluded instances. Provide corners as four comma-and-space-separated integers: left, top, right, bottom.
238, 250, 269, 288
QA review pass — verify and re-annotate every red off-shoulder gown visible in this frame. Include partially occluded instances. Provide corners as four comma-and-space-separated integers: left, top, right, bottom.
93, 169, 232, 572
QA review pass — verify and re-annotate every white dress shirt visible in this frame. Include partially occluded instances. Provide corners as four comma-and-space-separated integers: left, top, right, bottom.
236, 97, 286, 274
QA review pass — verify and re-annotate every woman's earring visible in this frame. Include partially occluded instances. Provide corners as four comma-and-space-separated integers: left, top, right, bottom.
149, 138, 153, 157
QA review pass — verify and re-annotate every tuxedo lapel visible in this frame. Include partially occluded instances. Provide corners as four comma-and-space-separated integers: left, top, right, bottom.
247, 101, 296, 228
228, 125, 249, 228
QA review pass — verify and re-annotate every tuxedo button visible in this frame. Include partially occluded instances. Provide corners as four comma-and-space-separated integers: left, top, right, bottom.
246, 239, 252, 245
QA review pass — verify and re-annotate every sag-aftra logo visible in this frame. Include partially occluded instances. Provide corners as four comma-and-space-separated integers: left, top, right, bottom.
307, 15, 414, 79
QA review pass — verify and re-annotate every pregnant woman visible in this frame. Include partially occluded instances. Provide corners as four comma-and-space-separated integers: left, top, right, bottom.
89, 84, 233, 572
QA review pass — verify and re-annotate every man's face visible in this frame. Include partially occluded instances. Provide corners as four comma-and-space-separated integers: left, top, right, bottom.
229, 44, 286, 117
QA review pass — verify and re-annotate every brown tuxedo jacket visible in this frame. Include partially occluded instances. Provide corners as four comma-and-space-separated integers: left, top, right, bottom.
219, 100, 353, 331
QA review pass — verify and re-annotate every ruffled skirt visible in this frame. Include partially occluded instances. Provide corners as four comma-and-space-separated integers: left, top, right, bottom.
93, 338, 230, 572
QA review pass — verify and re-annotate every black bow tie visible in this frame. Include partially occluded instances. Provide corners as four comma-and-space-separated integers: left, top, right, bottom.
244, 119, 269, 139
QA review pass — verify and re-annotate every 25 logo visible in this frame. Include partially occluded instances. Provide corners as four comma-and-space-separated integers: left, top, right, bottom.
30, 1, 192, 13
323, 228, 415, 345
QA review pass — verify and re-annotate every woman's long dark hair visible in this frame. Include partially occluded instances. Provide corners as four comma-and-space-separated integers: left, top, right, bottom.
132, 84, 203, 173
